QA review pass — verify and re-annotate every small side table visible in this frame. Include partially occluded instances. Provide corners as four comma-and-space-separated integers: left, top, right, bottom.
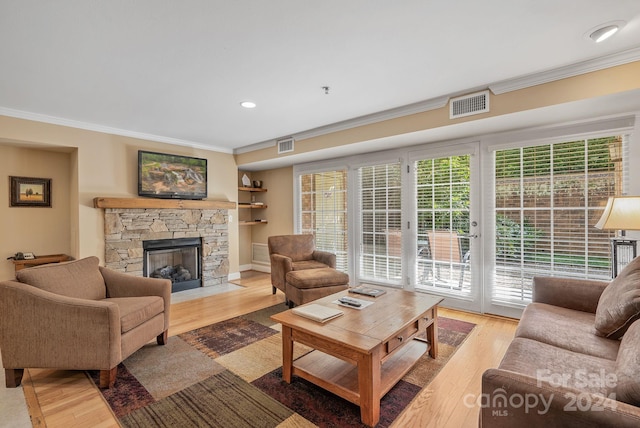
12, 254, 73, 274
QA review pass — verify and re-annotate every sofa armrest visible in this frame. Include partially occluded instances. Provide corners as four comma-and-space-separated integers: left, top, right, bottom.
0, 280, 121, 370
481, 368, 640, 428
100, 267, 171, 330
270, 253, 292, 291
313, 250, 336, 268
532, 276, 609, 313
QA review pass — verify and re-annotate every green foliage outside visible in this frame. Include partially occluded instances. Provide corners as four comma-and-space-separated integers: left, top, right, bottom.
495, 137, 619, 270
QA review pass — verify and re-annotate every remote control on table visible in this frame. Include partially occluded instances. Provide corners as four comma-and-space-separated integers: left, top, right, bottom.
339, 297, 362, 307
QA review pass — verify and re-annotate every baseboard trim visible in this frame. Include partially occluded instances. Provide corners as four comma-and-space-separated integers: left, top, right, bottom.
251, 264, 270, 273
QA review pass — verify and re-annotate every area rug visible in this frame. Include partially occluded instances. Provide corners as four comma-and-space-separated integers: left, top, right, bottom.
90, 304, 475, 427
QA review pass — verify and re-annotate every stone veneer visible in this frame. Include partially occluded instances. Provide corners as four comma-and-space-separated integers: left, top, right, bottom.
103, 208, 229, 287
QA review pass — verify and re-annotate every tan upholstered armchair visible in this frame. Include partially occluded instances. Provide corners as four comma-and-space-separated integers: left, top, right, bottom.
0, 256, 171, 389
268, 234, 336, 294
268, 234, 349, 307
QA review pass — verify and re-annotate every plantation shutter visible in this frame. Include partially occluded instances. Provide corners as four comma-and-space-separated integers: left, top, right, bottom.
298, 170, 348, 272
357, 162, 403, 284
492, 135, 628, 304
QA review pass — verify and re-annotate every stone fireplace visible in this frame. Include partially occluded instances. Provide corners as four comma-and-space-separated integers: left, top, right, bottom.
99, 200, 231, 288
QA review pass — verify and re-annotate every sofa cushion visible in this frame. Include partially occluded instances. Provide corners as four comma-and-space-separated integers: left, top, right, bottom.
499, 337, 616, 397
615, 319, 640, 406
516, 302, 620, 360
104, 296, 164, 333
16, 256, 106, 300
595, 256, 640, 339
292, 260, 330, 270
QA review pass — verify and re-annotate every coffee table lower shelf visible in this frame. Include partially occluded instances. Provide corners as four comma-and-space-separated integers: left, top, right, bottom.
292, 338, 428, 405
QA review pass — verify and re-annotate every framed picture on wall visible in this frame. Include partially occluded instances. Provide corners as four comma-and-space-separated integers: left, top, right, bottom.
9, 176, 51, 207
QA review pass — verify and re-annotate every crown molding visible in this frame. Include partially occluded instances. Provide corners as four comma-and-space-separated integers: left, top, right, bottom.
233, 139, 277, 155
489, 46, 640, 95
0, 107, 233, 154
234, 96, 450, 155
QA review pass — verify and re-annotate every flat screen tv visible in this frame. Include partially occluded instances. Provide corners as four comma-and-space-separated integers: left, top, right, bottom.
138, 150, 207, 199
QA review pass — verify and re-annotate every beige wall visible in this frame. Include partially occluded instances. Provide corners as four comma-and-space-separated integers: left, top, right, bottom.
0, 145, 72, 280
0, 116, 239, 280
237, 167, 293, 269
251, 167, 294, 242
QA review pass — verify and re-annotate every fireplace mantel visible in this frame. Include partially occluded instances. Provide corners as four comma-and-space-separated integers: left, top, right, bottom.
94, 197, 236, 210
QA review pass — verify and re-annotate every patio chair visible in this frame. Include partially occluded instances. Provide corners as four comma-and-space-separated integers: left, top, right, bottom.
420, 230, 470, 288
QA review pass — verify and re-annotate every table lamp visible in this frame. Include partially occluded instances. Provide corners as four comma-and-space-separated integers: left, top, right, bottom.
595, 196, 640, 277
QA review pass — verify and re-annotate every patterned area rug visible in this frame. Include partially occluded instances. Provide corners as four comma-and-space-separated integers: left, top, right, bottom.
90, 304, 475, 427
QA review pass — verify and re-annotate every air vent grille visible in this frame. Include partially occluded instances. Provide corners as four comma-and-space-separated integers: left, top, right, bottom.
277, 137, 294, 154
252, 243, 269, 264
450, 90, 490, 119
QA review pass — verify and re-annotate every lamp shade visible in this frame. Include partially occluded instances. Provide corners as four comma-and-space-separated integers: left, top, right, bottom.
595, 196, 640, 230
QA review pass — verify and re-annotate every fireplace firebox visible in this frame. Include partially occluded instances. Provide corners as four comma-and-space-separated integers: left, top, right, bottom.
143, 237, 202, 293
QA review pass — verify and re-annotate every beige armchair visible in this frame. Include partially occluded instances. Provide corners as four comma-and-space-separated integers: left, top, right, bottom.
0, 256, 171, 389
268, 234, 349, 307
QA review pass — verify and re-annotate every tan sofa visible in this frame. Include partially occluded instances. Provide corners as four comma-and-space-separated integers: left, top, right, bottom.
0, 256, 171, 388
481, 258, 640, 427
268, 234, 349, 307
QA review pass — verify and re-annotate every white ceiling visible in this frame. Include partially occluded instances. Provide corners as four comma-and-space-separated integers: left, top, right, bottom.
1, 1, 640, 156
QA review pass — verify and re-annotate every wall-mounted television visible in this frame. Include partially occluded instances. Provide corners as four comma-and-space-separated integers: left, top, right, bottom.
138, 150, 207, 199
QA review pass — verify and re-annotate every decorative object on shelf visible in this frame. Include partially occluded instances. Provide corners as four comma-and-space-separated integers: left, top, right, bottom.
241, 174, 251, 187
9, 176, 51, 207
595, 196, 640, 277
253, 180, 262, 188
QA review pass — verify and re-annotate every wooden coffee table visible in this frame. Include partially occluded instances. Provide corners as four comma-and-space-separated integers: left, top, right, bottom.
271, 287, 443, 427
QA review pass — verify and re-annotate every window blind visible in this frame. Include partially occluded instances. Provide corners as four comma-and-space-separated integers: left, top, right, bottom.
492, 135, 627, 304
358, 162, 402, 284
298, 170, 348, 272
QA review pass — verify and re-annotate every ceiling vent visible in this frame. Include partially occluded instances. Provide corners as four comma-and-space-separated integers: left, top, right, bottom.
449, 90, 490, 119
277, 137, 295, 154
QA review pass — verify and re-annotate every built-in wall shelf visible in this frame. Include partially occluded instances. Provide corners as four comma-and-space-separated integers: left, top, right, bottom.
238, 203, 268, 209
93, 197, 236, 210
238, 186, 267, 225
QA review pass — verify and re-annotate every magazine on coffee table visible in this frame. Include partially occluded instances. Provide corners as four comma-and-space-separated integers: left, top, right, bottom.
348, 286, 387, 297
292, 304, 344, 323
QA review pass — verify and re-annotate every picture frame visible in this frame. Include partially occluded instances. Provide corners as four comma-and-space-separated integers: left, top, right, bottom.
9, 176, 51, 207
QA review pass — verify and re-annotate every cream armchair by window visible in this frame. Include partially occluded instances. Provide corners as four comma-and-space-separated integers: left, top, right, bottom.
0, 256, 171, 389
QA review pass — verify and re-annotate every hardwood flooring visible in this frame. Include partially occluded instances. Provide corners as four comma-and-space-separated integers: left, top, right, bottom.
17, 272, 517, 428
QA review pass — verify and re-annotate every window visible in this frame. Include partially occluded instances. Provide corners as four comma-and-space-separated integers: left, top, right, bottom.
358, 162, 402, 284
299, 170, 348, 272
493, 136, 625, 304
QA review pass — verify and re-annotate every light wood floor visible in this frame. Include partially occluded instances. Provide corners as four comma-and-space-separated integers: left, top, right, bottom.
18, 272, 518, 428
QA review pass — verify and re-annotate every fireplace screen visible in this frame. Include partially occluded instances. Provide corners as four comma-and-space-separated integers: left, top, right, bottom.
143, 237, 202, 293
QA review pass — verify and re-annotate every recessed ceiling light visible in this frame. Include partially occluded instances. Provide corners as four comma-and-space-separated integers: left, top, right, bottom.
585, 20, 626, 43
240, 101, 256, 109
